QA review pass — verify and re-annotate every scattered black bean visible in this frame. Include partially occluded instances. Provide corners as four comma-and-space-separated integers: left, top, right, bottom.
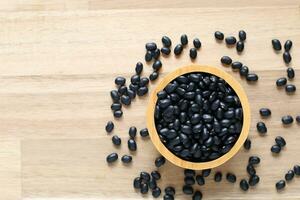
190, 48, 197, 59
140, 182, 149, 194
133, 177, 141, 189
260, 108, 271, 117
152, 49, 160, 60
202, 169, 211, 177
129, 126, 137, 138
111, 103, 122, 111
246, 73, 258, 82
184, 169, 196, 177
155, 156, 166, 167
150, 71, 159, 81
152, 187, 161, 198
112, 135, 121, 146
283, 51, 292, 64
287, 67, 295, 79
115, 76, 126, 86
162, 36, 172, 47
129, 83, 139, 92
131, 74, 140, 85
226, 173, 237, 183
196, 175, 205, 185
214, 172, 222, 182
249, 174, 260, 186
121, 95, 131, 105
249, 156, 261, 165
152, 60, 162, 71
276, 77, 287, 87
182, 185, 194, 195
285, 84, 296, 93
239, 30, 247, 41
161, 47, 171, 55
145, 51, 153, 62
151, 171, 161, 181
236, 41, 244, 52
140, 171, 151, 182
275, 136, 286, 147
118, 85, 128, 95
105, 121, 114, 133
285, 170, 295, 181
140, 128, 149, 137
240, 66, 249, 76
271, 144, 281, 154
163, 194, 174, 200
121, 155, 132, 163
247, 164, 256, 176
284, 40, 293, 51
174, 44, 183, 55
106, 153, 118, 163
135, 62, 143, 75
281, 115, 294, 124
181, 34, 188, 46
193, 38, 202, 49
257, 122, 267, 134
193, 191, 202, 200
137, 86, 149, 96
225, 36, 237, 45
294, 165, 300, 175
149, 179, 157, 189
128, 139, 137, 151
231, 61, 242, 70
165, 186, 176, 196
185, 176, 195, 185
214, 31, 224, 40
276, 180, 286, 190
113, 110, 123, 118
140, 77, 149, 87
240, 179, 249, 191
110, 90, 120, 102
272, 39, 282, 51
221, 56, 232, 65
146, 42, 157, 51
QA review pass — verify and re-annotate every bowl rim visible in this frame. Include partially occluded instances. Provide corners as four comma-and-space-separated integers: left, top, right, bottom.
147, 65, 251, 170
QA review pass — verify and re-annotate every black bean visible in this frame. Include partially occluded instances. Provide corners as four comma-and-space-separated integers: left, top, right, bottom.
249, 156, 260, 165
133, 177, 141, 189
240, 66, 249, 76
249, 175, 260, 186
146, 42, 157, 51
236, 41, 244, 52
152, 60, 162, 71
152, 49, 160, 60
225, 36, 237, 45
140, 77, 149, 87
240, 179, 249, 191
226, 173, 236, 183
150, 71, 159, 81
282, 115, 294, 124
247, 164, 256, 176
111, 103, 122, 111
105, 121, 114, 133
155, 156, 166, 167
214, 31, 224, 40
231, 62, 242, 70
285, 84, 296, 93
182, 185, 194, 195
285, 170, 295, 181
106, 153, 118, 163
221, 56, 232, 65
272, 39, 282, 51
276, 77, 287, 87
181, 34, 188, 46
185, 176, 195, 185
202, 169, 211, 177
193, 38, 202, 49
112, 135, 121, 145
129, 83, 139, 92
115, 76, 126, 86
121, 95, 131, 106
287, 67, 295, 79
128, 89, 136, 100
145, 51, 152, 62
165, 186, 175, 196
284, 40, 293, 51
151, 171, 161, 180
275, 136, 286, 147
137, 86, 148, 96
161, 47, 171, 55
162, 36, 172, 47
149, 179, 157, 189
276, 180, 286, 190
271, 144, 281, 154
294, 165, 300, 175
113, 110, 123, 118
152, 187, 161, 198
257, 122, 267, 134
259, 108, 271, 117
190, 48, 197, 59
163, 194, 174, 200
246, 73, 258, 82
135, 62, 143, 75
244, 138, 251, 150
214, 172, 222, 182
283, 51, 292, 64
121, 155, 132, 163
174, 44, 183, 55
110, 90, 120, 102
192, 191, 202, 200
118, 85, 127, 95
297, 116, 300, 123
130, 74, 140, 84
128, 139, 137, 151
140, 171, 151, 182
239, 30, 247, 41
140, 128, 149, 137
196, 175, 205, 185
129, 126, 137, 138
140, 183, 149, 194
184, 169, 196, 177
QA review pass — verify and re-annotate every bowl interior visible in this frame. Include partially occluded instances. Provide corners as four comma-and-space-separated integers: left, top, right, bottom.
147, 65, 251, 170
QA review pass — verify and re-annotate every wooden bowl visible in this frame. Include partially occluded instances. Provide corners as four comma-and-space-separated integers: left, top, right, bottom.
147, 65, 251, 170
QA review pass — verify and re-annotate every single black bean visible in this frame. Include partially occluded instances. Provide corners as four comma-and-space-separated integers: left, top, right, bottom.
196, 175, 205, 185
110, 90, 120, 102
151, 171, 161, 180
121, 155, 132, 163
140, 171, 151, 182
283, 51, 292, 64
221, 56, 232, 65
214, 172, 222, 182
184, 169, 196, 177
133, 177, 141, 189
239, 66, 249, 76
181, 34, 188, 46
244, 138, 251, 150
115, 76, 126, 86
163, 194, 174, 200
193, 191, 202, 200
271, 144, 281, 154
226, 173, 236, 183
140, 77, 149, 87
145, 51, 152, 62
257, 122, 267, 134
276, 180, 286, 190
249, 156, 260, 165
272, 39, 282, 51
152, 187, 161, 198
182, 185, 194, 195
294, 165, 300, 175
135, 62, 143, 75
246, 73, 258, 82
185, 176, 195, 185
140, 128, 149, 137
152, 60, 162, 71
146, 42, 157, 51
137, 86, 148, 96
111, 103, 122, 111
128, 126, 137, 138
249, 175, 260, 186
247, 164, 256, 176
129, 83, 139, 92
121, 95, 131, 106
193, 38, 202, 49
140, 183, 149, 194
152, 49, 160, 60
225, 36, 237, 45
118, 85, 127, 95
113, 110, 123, 118
127, 89, 136, 99
149, 179, 157, 189
239, 30, 247, 41
297, 116, 300, 123
287, 67, 295, 79
174, 44, 183, 55
162, 36, 172, 47
275, 136, 286, 147
190, 48, 197, 59
155, 156, 166, 167
259, 108, 271, 117
149, 71, 159, 81
161, 47, 171, 55
231, 61, 242, 70
276, 77, 287, 87
106, 152, 118, 163
112, 135, 121, 146
105, 121, 114, 133
240, 179, 249, 191
285, 170, 295, 181
128, 139, 137, 151
236, 41, 244, 52
284, 40, 293, 51
282, 115, 294, 124
165, 186, 175, 196
285, 84, 296, 93
214, 31, 224, 40
202, 169, 211, 177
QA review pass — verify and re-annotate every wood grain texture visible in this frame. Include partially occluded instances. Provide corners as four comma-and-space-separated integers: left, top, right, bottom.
0, 1, 300, 199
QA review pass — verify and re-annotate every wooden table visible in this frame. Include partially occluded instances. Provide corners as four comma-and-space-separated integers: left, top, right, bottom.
1, 1, 300, 199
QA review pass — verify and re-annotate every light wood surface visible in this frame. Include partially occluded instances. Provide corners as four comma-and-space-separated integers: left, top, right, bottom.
1, 1, 300, 199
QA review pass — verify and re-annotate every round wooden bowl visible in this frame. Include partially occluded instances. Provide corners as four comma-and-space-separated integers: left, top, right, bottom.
147, 65, 251, 170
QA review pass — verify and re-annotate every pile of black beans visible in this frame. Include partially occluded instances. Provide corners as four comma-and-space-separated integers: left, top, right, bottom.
215, 30, 246, 53
154, 72, 243, 162
276, 165, 300, 190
